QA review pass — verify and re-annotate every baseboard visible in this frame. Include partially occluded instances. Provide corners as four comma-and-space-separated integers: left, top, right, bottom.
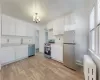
51, 58, 63, 63
76, 60, 83, 66
15, 57, 28, 62
1, 57, 28, 67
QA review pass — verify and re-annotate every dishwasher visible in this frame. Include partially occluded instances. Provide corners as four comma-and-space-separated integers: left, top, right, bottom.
28, 44, 35, 57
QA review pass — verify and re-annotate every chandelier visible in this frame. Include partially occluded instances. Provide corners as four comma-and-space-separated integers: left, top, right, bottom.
33, 0, 40, 23
33, 13, 40, 23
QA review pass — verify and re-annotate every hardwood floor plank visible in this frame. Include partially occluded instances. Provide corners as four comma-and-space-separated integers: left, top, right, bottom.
0, 53, 84, 80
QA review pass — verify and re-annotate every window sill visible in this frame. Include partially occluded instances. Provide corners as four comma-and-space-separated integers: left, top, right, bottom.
89, 49, 100, 61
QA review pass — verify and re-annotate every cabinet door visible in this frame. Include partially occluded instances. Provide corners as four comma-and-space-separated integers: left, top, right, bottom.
16, 20, 26, 36
26, 23, 34, 36
58, 17, 64, 34
15, 45, 28, 60
47, 22, 53, 30
51, 45, 63, 62
53, 20, 58, 35
65, 15, 72, 25
2, 15, 16, 35
56, 45, 63, 62
53, 18, 64, 35
51, 45, 57, 60
0, 47, 15, 64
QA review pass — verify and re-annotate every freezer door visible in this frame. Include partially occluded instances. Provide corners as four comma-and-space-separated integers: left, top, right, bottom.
63, 44, 76, 70
63, 30, 75, 43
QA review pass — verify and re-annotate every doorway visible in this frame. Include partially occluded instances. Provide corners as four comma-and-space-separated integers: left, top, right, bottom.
35, 30, 39, 53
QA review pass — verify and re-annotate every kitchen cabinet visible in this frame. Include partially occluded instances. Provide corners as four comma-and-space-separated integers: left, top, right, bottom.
65, 15, 72, 25
0, 45, 28, 65
47, 21, 53, 30
2, 14, 16, 35
15, 45, 28, 60
26, 23, 34, 37
48, 30, 55, 40
53, 17, 64, 35
0, 47, 15, 65
2, 14, 35, 37
65, 14, 76, 25
16, 21, 34, 37
16, 20, 26, 36
51, 44, 63, 62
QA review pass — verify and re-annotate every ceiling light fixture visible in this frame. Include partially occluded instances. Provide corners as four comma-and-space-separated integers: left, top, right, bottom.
33, 13, 40, 23
33, 0, 40, 23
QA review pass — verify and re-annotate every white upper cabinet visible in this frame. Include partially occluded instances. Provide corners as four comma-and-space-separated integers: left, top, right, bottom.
53, 17, 64, 35
2, 15, 16, 35
65, 15, 72, 25
16, 20, 34, 37
1, 14, 35, 37
53, 20, 58, 35
65, 14, 76, 25
64, 14, 76, 31
47, 21, 53, 30
16, 20, 26, 36
26, 23, 34, 37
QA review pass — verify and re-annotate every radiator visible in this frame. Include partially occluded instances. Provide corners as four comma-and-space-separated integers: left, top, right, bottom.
84, 55, 96, 80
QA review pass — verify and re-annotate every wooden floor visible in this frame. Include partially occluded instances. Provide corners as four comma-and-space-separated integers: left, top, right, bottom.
0, 53, 84, 80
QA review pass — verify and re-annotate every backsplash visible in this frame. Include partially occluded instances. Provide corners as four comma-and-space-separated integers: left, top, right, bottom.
55, 35, 63, 44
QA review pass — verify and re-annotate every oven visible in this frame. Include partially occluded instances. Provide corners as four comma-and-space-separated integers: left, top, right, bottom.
44, 43, 51, 58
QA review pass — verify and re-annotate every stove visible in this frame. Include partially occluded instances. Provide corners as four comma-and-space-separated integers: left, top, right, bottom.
44, 43, 51, 58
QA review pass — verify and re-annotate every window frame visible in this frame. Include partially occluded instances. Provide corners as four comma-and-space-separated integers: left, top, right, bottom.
97, 0, 100, 24
89, 6, 96, 53
89, 0, 100, 56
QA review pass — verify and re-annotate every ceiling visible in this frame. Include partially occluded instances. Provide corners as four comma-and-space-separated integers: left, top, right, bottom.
0, 0, 88, 25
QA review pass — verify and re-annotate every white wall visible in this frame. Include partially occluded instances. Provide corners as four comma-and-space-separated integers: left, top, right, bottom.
54, 8, 89, 64
71, 8, 89, 64
0, 5, 1, 69
39, 26, 46, 53
0, 4, 1, 48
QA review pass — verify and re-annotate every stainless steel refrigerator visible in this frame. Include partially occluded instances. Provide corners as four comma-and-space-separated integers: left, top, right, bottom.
63, 30, 77, 70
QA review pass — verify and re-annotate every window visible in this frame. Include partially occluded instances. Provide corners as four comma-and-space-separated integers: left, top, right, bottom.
89, 0, 100, 56
89, 7, 96, 52
91, 30, 95, 51
90, 8, 95, 30
97, 0, 100, 24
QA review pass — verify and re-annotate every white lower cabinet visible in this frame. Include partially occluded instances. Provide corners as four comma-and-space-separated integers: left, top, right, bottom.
51, 44, 63, 63
15, 45, 28, 60
0, 45, 28, 65
0, 47, 15, 65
